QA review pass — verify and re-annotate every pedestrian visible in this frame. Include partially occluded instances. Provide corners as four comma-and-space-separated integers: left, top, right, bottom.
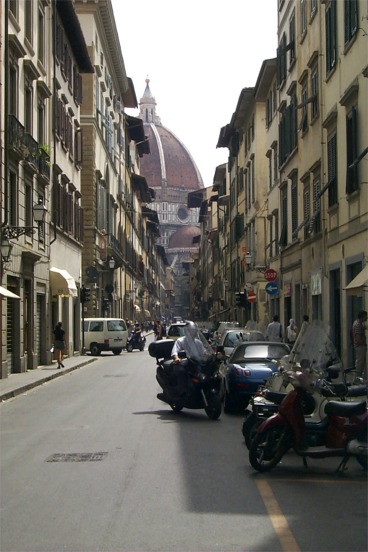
286, 318, 298, 345
53, 321, 66, 369
154, 320, 162, 340
352, 310, 367, 381
265, 314, 284, 342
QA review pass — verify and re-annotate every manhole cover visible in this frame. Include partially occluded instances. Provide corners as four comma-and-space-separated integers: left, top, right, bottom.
45, 452, 108, 462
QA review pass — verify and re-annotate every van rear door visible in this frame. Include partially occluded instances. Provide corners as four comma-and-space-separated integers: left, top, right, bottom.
107, 319, 128, 347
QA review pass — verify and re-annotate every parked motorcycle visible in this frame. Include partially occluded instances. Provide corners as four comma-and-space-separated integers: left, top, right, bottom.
248, 370, 368, 473
148, 327, 225, 420
126, 331, 146, 352
242, 321, 367, 449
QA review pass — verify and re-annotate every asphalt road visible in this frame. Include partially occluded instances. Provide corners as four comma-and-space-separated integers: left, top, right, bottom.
0, 337, 367, 552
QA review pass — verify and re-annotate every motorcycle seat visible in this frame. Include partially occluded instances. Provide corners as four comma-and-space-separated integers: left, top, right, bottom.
346, 384, 367, 397
325, 399, 366, 416
264, 390, 287, 405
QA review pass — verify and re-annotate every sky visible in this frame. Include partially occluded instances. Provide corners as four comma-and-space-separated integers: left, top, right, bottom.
111, 0, 278, 187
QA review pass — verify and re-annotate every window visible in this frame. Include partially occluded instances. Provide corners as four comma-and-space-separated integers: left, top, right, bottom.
277, 33, 287, 87
325, 1, 337, 74
97, 177, 107, 231
272, 142, 278, 185
279, 184, 288, 246
300, 80, 308, 133
327, 133, 338, 206
289, 12, 296, 66
291, 173, 298, 236
38, 6, 45, 65
310, 66, 319, 120
290, 89, 298, 151
24, 76, 33, 134
346, 106, 359, 194
301, 0, 307, 38
9, 59, 18, 117
309, 175, 321, 235
9, 169, 18, 227
25, 0, 33, 45
344, 0, 358, 45
303, 180, 311, 240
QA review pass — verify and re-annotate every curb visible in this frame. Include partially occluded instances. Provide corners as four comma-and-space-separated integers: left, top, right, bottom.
0, 357, 97, 403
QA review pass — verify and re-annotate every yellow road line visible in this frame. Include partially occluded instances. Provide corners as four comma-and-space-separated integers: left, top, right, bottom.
256, 479, 301, 552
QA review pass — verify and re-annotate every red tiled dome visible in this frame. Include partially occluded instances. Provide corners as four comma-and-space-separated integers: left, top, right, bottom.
168, 226, 201, 249
138, 80, 203, 191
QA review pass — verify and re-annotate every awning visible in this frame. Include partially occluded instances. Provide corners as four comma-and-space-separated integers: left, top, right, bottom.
344, 266, 368, 296
50, 267, 78, 297
134, 304, 141, 312
0, 285, 21, 299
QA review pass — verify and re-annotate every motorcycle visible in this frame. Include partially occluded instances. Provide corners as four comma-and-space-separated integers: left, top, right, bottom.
148, 328, 225, 420
248, 370, 368, 473
126, 331, 146, 352
242, 321, 367, 449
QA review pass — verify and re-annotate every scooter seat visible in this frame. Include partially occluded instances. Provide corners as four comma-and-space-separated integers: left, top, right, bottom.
325, 399, 366, 416
264, 390, 287, 405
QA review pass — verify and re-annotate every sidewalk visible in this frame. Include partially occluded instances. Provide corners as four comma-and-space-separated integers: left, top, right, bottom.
0, 356, 97, 403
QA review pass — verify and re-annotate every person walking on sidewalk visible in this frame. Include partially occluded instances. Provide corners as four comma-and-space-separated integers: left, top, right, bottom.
53, 321, 66, 368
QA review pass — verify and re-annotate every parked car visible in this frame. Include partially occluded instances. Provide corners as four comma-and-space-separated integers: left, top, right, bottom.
83, 318, 128, 356
166, 322, 187, 340
218, 329, 265, 358
222, 341, 291, 413
213, 321, 241, 344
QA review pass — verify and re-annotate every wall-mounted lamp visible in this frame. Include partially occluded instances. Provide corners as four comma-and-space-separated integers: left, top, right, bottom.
0, 239, 13, 262
2, 199, 47, 240
108, 257, 116, 269
245, 252, 252, 265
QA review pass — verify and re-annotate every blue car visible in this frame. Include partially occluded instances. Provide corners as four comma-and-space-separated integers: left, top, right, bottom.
222, 342, 291, 413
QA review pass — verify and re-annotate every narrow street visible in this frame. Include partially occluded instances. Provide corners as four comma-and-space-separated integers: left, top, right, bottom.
0, 338, 366, 552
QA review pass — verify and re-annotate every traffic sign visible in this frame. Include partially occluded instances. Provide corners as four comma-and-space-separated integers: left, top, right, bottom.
265, 282, 279, 295
264, 268, 278, 282
247, 291, 257, 303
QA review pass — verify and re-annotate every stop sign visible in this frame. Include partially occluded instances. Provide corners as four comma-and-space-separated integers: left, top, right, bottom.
264, 268, 277, 282
247, 291, 257, 303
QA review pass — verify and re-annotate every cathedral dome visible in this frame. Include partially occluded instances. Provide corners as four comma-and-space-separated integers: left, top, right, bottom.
168, 226, 201, 249
138, 79, 204, 191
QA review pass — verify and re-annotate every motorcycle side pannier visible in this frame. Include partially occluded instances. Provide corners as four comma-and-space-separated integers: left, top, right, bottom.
148, 339, 175, 359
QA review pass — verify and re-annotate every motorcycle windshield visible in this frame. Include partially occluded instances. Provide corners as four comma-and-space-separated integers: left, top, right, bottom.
287, 320, 341, 377
180, 325, 215, 362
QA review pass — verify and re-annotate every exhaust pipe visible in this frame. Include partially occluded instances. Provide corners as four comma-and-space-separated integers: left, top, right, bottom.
347, 439, 368, 456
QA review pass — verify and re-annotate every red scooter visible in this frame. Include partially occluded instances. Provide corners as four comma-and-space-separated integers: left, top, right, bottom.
249, 371, 367, 473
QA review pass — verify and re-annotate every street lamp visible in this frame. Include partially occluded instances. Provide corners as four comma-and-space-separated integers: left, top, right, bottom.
108, 256, 116, 269
2, 199, 47, 240
0, 239, 13, 262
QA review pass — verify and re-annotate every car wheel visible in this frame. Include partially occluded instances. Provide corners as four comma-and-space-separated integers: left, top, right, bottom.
112, 349, 122, 355
90, 343, 101, 356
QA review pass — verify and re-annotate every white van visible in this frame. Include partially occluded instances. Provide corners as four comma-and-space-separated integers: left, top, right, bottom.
83, 318, 128, 356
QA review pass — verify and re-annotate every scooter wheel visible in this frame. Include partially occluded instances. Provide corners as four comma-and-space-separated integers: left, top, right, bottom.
242, 412, 262, 450
126, 344, 133, 352
249, 426, 290, 473
205, 395, 222, 420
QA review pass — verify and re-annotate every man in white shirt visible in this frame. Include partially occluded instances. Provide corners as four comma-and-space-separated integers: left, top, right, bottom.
266, 315, 284, 342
